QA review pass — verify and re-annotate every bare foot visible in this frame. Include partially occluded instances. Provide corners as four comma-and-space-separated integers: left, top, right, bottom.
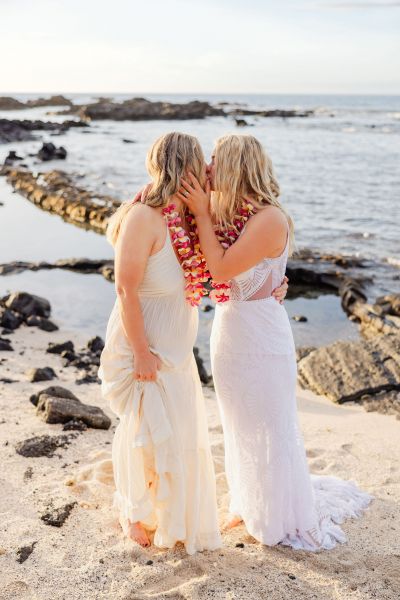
127, 521, 150, 547
222, 516, 243, 531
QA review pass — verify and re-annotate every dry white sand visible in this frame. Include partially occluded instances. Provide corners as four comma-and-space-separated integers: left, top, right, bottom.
1, 325, 399, 600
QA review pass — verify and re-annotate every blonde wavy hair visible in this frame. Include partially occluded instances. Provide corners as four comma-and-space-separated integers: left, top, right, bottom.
106, 132, 206, 246
211, 134, 295, 255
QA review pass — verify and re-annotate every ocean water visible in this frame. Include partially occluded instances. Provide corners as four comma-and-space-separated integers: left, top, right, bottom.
0, 93, 398, 358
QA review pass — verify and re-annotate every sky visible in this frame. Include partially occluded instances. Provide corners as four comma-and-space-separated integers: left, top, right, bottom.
1, 0, 399, 94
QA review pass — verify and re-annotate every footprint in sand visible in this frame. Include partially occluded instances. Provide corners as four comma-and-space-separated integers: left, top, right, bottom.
306, 448, 325, 459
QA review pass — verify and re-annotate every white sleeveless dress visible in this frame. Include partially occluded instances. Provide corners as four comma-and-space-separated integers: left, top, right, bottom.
98, 225, 221, 555
210, 230, 372, 550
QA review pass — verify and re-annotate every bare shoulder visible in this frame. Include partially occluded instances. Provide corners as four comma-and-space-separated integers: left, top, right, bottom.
125, 202, 160, 228
251, 205, 287, 233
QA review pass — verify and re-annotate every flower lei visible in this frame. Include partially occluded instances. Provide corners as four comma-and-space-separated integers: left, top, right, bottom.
162, 200, 256, 306
162, 204, 210, 306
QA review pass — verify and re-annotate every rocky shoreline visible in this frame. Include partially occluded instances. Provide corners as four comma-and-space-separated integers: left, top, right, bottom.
0, 94, 314, 126
0, 166, 399, 419
0, 119, 88, 144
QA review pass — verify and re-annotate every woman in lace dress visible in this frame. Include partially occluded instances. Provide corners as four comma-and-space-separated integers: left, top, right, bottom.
179, 134, 372, 551
98, 133, 221, 554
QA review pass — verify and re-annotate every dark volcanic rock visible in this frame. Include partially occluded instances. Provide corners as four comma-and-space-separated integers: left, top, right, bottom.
0, 337, 13, 351
3, 150, 23, 166
75, 373, 101, 385
30, 385, 80, 407
26, 367, 56, 382
63, 418, 88, 431
36, 393, 111, 429
40, 501, 77, 527
0, 307, 24, 330
25, 315, 58, 331
0, 97, 26, 110
46, 341, 74, 355
0, 119, 88, 144
37, 142, 67, 161
194, 346, 210, 384
73, 97, 225, 121
3, 291, 51, 319
26, 95, 73, 108
15, 433, 76, 457
229, 108, 313, 118
87, 336, 104, 354
297, 333, 400, 403
16, 541, 37, 564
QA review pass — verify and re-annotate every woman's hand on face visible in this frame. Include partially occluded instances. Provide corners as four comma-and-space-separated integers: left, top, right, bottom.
272, 276, 289, 304
133, 350, 162, 382
176, 172, 211, 217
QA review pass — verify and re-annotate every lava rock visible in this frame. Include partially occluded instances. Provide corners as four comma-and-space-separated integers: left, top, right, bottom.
40, 501, 77, 527
36, 394, 111, 429
0, 307, 23, 330
193, 346, 210, 384
3, 291, 51, 319
26, 315, 58, 331
15, 433, 76, 457
75, 373, 101, 385
292, 315, 308, 322
62, 418, 88, 431
37, 142, 67, 161
0, 337, 13, 351
26, 367, 56, 382
46, 340, 74, 355
16, 542, 37, 564
3, 150, 23, 166
298, 332, 400, 403
30, 385, 80, 407
87, 336, 104, 354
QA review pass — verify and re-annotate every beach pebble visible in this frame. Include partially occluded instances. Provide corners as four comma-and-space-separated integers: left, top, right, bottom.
235, 543, 244, 548
26, 367, 56, 382
146, 560, 154, 565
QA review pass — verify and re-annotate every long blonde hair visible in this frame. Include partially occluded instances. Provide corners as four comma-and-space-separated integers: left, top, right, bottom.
211, 134, 295, 255
106, 132, 206, 246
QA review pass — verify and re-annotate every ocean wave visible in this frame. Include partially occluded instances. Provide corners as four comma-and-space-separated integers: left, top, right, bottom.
386, 257, 400, 268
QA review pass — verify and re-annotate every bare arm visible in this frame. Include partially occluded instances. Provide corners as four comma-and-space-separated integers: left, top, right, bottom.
114, 204, 161, 381
178, 174, 288, 281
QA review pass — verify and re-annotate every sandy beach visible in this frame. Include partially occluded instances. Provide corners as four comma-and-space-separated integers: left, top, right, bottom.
1, 323, 399, 600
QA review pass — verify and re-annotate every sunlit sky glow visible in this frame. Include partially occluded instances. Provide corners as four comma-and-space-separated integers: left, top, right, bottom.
1, 0, 399, 94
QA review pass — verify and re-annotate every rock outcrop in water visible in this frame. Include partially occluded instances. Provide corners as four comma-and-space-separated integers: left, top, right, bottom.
0, 119, 88, 144
0, 168, 118, 233
0, 95, 73, 110
61, 97, 225, 121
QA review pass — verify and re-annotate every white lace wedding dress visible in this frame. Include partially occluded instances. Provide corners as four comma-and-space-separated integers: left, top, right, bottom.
98, 223, 221, 555
210, 229, 372, 550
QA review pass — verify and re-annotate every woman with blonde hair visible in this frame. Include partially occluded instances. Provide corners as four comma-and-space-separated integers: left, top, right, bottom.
179, 134, 372, 551
98, 132, 222, 554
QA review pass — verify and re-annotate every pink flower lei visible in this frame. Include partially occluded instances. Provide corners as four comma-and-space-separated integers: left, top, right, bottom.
162, 200, 256, 306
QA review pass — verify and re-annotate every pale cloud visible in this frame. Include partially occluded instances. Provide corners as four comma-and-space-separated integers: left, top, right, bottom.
306, 1, 400, 8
